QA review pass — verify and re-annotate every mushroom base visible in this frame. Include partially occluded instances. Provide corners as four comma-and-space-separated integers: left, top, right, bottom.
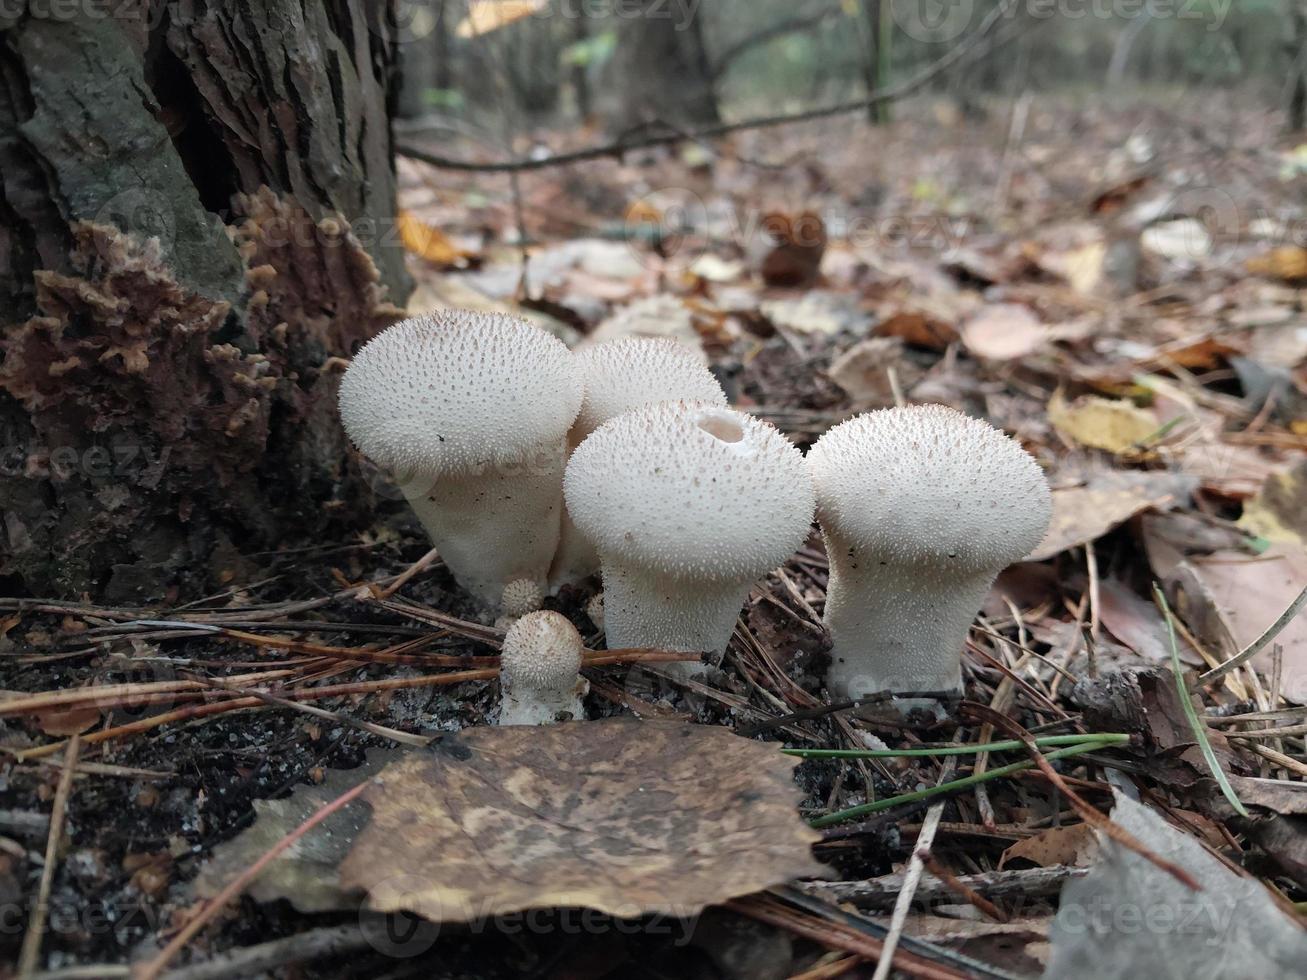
499, 685, 586, 726
402, 440, 568, 611
599, 563, 749, 678
823, 559, 995, 703
546, 509, 600, 593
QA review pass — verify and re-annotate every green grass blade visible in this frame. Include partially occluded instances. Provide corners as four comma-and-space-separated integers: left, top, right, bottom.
784, 733, 1129, 760
1153, 583, 1249, 818
808, 739, 1120, 829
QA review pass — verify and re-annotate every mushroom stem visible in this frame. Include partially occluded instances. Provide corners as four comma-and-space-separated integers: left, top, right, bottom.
601, 564, 744, 677
824, 559, 993, 699
400, 439, 568, 608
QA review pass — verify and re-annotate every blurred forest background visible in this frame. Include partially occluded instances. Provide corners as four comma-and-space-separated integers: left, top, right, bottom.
392, 1, 1300, 129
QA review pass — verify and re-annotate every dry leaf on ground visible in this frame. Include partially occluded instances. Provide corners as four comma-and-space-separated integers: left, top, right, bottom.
1045, 791, 1307, 979
961, 303, 1048, 361
193, 751, 396, 913
396, 211, 477, 269
826, 337, 921, 406
1000, 823, 1099, 870
1239, 457, 1307, 545
1029, 469, 1194, 561
1049, 392, 1159, 453
1169, 544, 1307, 703
1097, 578, 1204, 667
340, 718, 826, 922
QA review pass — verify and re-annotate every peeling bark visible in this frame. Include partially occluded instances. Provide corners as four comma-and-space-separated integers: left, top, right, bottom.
0, 2, 410, 599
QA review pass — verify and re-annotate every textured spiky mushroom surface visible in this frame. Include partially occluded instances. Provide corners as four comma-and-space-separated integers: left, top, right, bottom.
572, 338, 725, 441
806, 404, 1051, 700
500, 578, 545, 618
806, 404, 1051, 570
338, 311, 582, 478
564, 401, 814, 663
549, 339, 727, 591
336, 311, 584, 611
499, 611, 587, 726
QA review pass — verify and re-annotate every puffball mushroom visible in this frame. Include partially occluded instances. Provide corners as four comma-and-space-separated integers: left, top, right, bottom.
338, 312, 583, 611
498, 611, 587, 725
549, 338, 727, 589
564, 401, 814, 675
806, 405, 1052, 701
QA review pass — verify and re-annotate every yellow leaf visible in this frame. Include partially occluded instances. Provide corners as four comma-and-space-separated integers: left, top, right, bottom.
1239, 459, 1307, 546
455, 0, 544, 38
395, 211, 472, 268
1247, 245, 1307, 283
1049, 391, 1158, 454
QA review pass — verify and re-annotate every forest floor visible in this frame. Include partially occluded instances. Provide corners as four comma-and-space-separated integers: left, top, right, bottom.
3, 92, 1307, 978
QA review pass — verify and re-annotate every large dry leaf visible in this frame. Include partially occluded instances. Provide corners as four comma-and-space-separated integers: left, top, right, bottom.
1045, 791, 1307, 979
340, 718, 825, 922
1170, 544, 1307, 703
1029, 469, 1194, 561
1097, 578, 1203, 667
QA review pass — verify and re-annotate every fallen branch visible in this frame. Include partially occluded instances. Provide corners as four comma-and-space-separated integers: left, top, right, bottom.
799, 865, 1087, 911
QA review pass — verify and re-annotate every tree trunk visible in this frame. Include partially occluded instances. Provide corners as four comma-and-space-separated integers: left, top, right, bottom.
614, 0, 719, 126
571, 8, 592, 120
1289, 3, 1307, 133
0, 1, 411, 601
858, 0, 891, 125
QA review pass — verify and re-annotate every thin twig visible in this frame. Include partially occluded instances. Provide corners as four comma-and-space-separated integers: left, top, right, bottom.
872, 756, 955, 980
18, 735, 80, 978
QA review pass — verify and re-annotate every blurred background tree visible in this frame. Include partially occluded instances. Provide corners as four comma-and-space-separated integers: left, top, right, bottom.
393, 0, 1297, 134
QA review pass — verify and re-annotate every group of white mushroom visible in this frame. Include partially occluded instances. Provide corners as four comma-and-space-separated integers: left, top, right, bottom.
339, 310, 1053, 725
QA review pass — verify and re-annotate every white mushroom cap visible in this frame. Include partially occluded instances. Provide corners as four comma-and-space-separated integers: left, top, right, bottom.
572, 338, 725, 440
339, 311, 582, 479
564, 402, 815, 585
582, 296, 706, 361
499, 611, 586, 725
806, 405, 1051, 570
547, 339, 727, 591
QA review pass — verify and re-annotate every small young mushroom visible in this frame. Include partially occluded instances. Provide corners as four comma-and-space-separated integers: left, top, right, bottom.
806, 405, 1051, 701
338, 311, 583, 610
564, 401, 814, 676
498, 611, 587, 725
549, 338, 726, 589
494, 578, 545, 631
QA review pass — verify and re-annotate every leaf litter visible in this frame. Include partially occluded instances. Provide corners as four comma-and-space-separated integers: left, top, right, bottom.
4, 96, 1307, 977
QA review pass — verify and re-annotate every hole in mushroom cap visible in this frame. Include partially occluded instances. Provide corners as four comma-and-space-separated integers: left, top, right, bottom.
696, 411, 744, 444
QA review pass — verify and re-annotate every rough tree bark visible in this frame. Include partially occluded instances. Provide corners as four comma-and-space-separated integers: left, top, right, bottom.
0, 1, 411, 600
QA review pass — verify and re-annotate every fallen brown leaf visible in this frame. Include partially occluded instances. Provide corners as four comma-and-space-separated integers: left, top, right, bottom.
1000, 823, 1099, 869
340, 718, 826, 922
1029, 469, 1194, 561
